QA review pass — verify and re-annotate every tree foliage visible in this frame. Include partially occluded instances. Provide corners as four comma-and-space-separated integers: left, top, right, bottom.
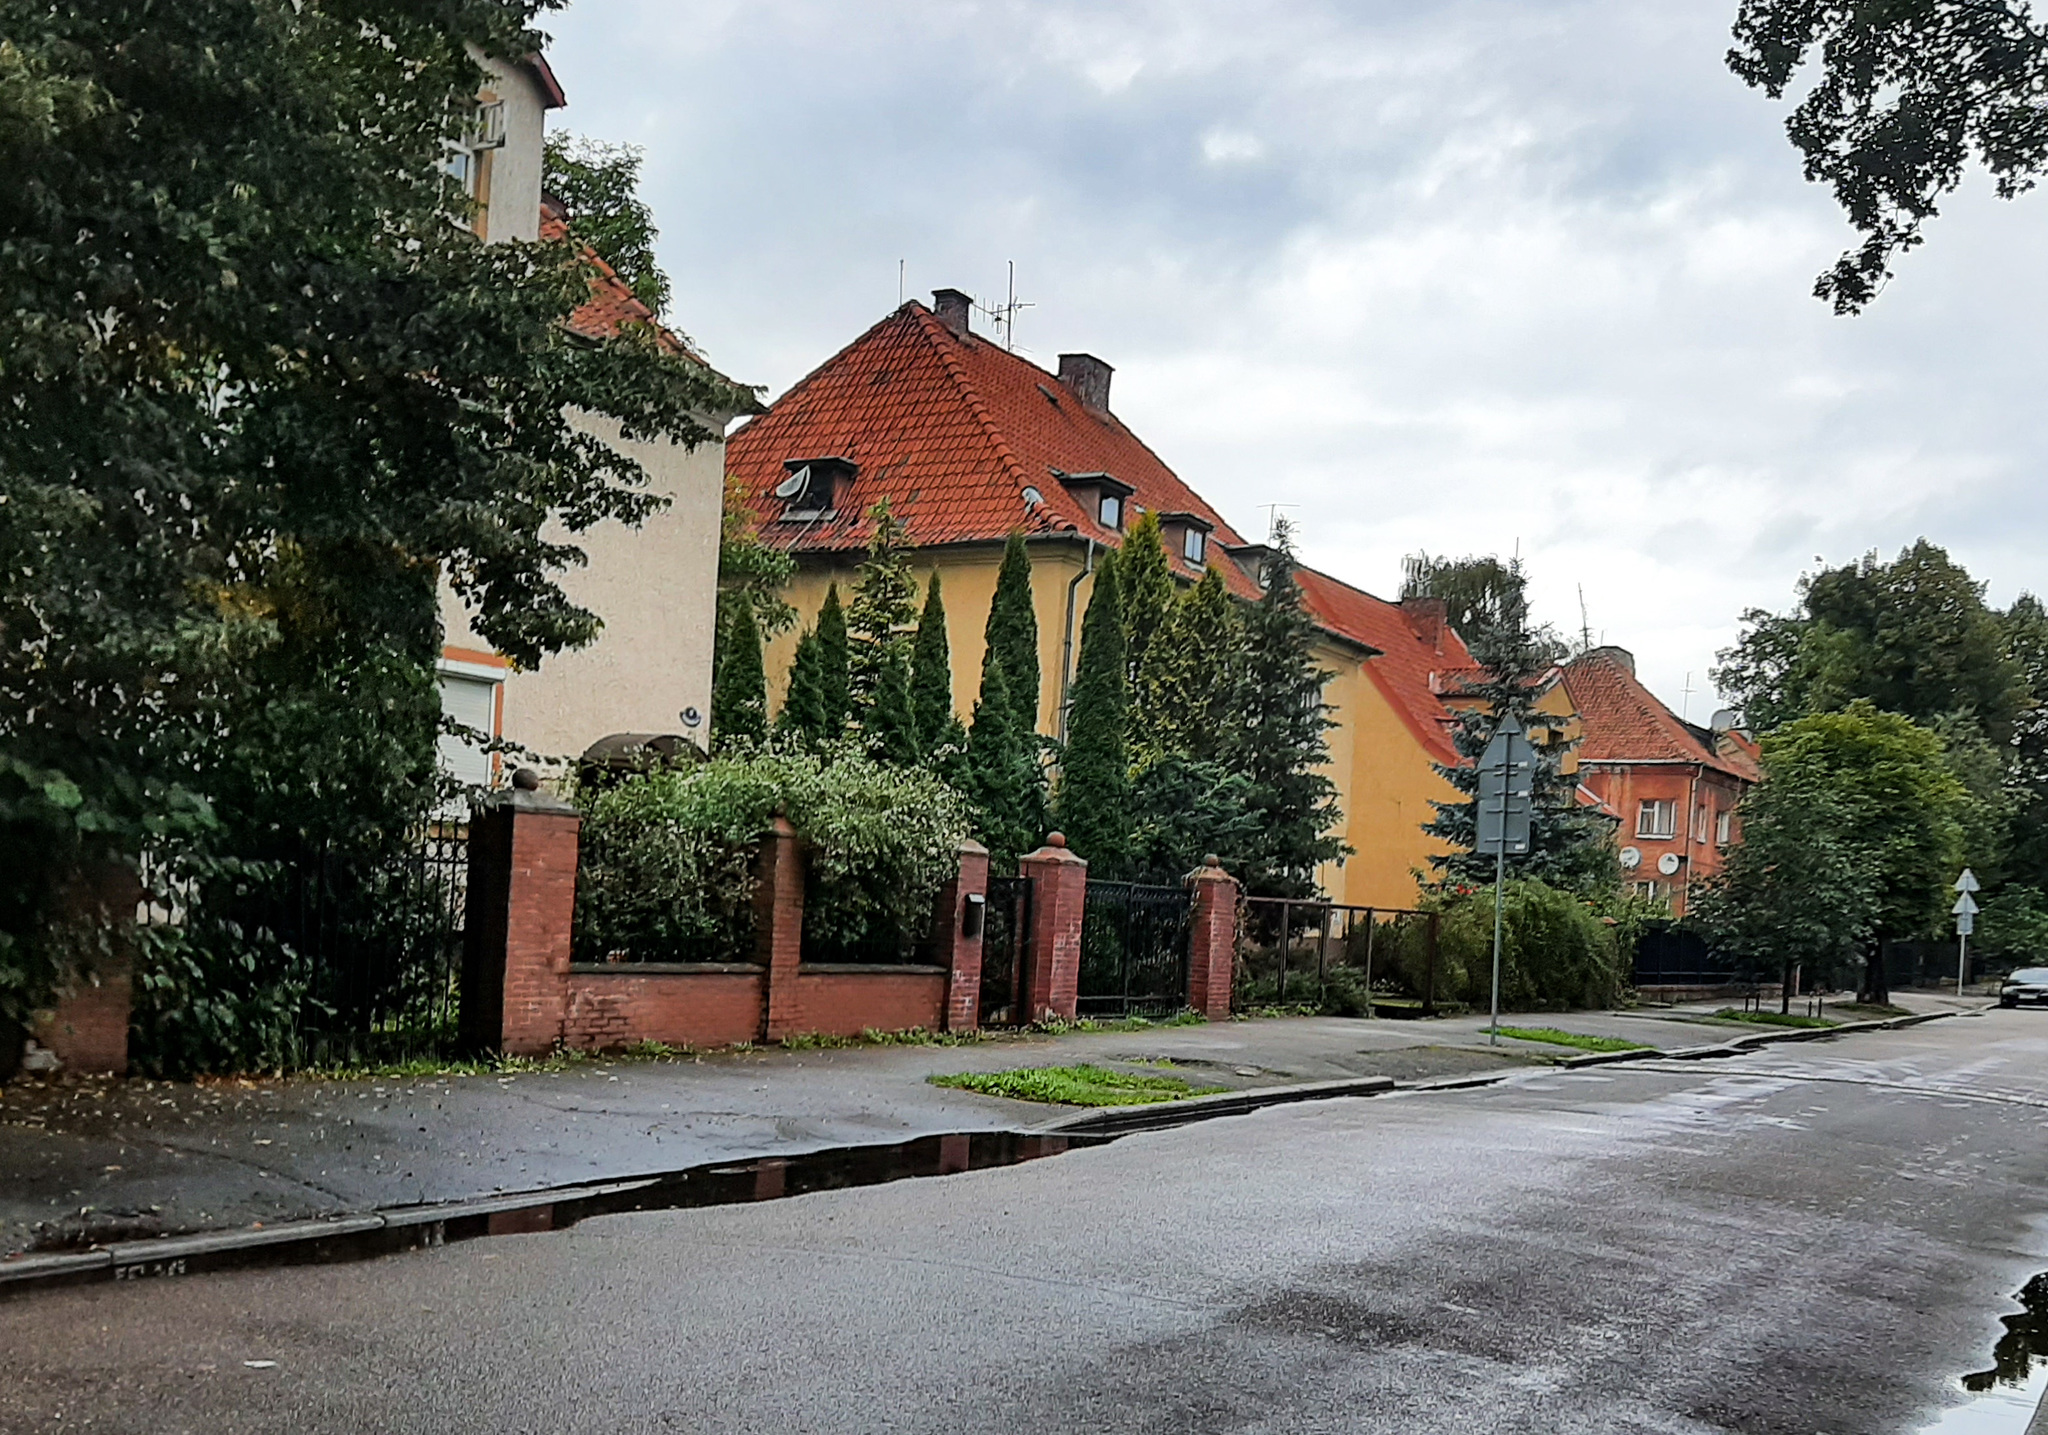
846, 498, 918, 715
1133, 559, 1239, 768
814, 584, 852, 739
710, 598, 768, 749
1728, 0, 2048, 311
1118, 512, 1176, 691
960, 661, 1042, 869
1055, 550, 1131, 866
910, 573, 953, 755
1223, 522, 1347, 897
542, 132, 672, 320
1403, 551, 1568, 662
0, 1, 747, 1027
982, 531, 1041, 736
776, 631, 831, 747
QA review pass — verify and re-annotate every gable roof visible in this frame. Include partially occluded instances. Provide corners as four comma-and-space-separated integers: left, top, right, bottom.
725, 302, 1259, 595
1294, 569, 1473, 766
1561, 647, 1759, 783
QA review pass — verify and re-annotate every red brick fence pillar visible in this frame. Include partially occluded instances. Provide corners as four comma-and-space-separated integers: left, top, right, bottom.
757, 815, 806, 1042
1186, 855, 1238, 1020
1018, 833, 1087, 1023
935, 839, 990, 1033
461, 773, 581, 1057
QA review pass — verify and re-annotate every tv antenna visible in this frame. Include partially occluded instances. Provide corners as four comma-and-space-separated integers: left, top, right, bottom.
898, 259, 905, 308
1680, 671, 1696, 722
1577, 584, 1592, 655
1261, 503, 1300, 541
978, 261, 1034, 352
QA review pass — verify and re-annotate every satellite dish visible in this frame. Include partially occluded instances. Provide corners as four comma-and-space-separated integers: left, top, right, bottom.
773, 466, 810, 500
1619, 846, 1641, 870
1657, 852, 1681, 876
1021, 485, 1043, 507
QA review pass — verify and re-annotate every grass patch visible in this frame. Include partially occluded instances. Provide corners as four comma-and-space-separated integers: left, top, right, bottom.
1494, 1026, 1651, 1054
1824, 1002, 1910, 1021
1710, 1008, 1838, 1029
929, 1063, 1228, 1107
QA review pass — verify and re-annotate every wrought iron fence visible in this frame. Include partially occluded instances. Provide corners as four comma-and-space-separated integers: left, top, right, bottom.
1631, 924, 1737, 988
1236, 898, 1440, 1016
1078, 881, 1192, 1016
977, 875, 1033, 1026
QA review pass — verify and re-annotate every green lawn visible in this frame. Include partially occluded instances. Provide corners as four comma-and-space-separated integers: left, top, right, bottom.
928, 1063, 1228, 1107
1493, 1026, 1652, 1054
1710, 1008, 1838, 1029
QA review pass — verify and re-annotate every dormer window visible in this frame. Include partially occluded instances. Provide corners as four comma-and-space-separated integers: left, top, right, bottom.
1054, 470, 1134, 533
775, 456, 856, 519
1158, 512, 1214, 569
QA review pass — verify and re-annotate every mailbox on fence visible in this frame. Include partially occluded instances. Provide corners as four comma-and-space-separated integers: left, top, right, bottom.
962, 893, 986, 939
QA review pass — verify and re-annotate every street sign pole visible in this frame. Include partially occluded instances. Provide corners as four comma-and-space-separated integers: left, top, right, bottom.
1954, 870, 1981, 998
1477, 714, 1535, 1048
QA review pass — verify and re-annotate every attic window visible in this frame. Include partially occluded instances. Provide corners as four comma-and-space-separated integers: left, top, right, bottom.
1100, 494, 1123, 530
1055, 470, 1135, 532
775, 456, 856, 518
1158, 511, 1213, 569
1182, 527, 1205, 565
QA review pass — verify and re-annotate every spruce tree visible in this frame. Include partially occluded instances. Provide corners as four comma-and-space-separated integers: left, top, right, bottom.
909, 573, 954, 754
777, 630, 830, 746
1055, 552, 1131, 868
962, 663, 1040, 867
866, 646, 921, 766
1225, 521, 1345, 897
710, 598, 768, 749
1118, 511, 1176, 690
983, 531, 1041, 736
847, 498, 919, 713
1422, 555, 1611, 893
1135, 564, 1239, 768
815, 583, 851, 737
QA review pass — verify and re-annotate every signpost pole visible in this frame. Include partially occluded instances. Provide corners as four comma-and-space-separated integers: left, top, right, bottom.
1957, 928, 1968, 998
1953, 869, 1981, 999
1490, 842, 1505, 1045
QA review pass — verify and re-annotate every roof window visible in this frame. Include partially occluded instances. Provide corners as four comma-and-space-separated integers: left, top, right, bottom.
774, 456, 856, 518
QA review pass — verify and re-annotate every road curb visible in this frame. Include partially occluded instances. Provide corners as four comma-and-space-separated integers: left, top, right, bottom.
1034, 1074, 1398, 1136
1559, 1008, 1955, 1070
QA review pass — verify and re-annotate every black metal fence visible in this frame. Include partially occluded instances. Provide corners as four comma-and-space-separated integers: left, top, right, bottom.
1631, 924, 1737, 988
1078, 881, 1192, 1016
1236, 898, 1440, 1015
977, 875, 1033, 1025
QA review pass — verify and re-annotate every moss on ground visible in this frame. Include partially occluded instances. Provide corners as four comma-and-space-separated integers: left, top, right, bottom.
928, 1063, 1228, 1107
1493, 1026, 1652, 1054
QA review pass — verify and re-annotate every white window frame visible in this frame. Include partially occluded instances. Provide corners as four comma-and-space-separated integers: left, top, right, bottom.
1716, 810, 1733, 846
1099, 493, 1122, 530
1182, 527, 1206, 565
1636, 799, 1677, 840
436, 657, 506, 801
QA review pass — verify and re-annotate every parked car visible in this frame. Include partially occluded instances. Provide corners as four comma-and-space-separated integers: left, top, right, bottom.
1998, 968, 2048, 1008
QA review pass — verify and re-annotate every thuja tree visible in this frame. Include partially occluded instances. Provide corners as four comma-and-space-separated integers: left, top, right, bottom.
1135, 564, 1239, 768
983, 532, 1041, 735
777, 631, 831, 746
1119, 513, 1176, 692
909, 574, 954, 755
710, 600, 768, 749
1424, 556, 1612, 894
0, 2, 748, 1042
1056, 549, 1131, 867
1223, 524, 1346, 897
814, 585, 852, 737
846, 498, 918, 715
961, 662, 1041, 867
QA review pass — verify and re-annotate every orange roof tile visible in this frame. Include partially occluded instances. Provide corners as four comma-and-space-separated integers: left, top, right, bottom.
539, 203, 740, 389
1294, 569, 1474, 767
725, 302, 1259, 595
1562, 648, 1758, 783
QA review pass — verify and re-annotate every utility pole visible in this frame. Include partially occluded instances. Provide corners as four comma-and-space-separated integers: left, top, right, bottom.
1477, 714, 1535, 1044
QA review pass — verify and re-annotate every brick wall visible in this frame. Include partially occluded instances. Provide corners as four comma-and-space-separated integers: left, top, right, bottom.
1018, 834, 1087, 1022
33, 956, 132, 1076
1185, 859, 1238, 1020
935, 840, 989, 1033
784, 967, 948, 1039
560, 967, 766, 1050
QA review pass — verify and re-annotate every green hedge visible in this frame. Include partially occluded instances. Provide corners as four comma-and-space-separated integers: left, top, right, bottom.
1383, 879, 1624, 1011
573, 746, 971, 965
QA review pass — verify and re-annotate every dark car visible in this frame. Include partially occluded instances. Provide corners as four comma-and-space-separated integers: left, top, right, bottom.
1999, 968, 2048, 1008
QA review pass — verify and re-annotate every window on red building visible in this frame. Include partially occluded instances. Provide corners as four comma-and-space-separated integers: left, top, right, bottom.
1636, 799, 1677, 839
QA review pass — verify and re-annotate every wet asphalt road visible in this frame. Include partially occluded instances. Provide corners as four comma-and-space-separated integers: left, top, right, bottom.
5, 1011, 2047, 1435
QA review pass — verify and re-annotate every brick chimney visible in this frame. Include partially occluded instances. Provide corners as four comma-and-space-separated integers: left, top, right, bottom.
1058, 353, 1113, 411
1400, 596, 1448, 653
933, 288, 972, 336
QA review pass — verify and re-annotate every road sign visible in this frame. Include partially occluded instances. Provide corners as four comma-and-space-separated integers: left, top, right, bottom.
1954, 880, 1979, 993
1955, 868, 1981, 894
1954, 913, 1975, 937
1953, 892, 1979, 917
1476, 715, 1535, 858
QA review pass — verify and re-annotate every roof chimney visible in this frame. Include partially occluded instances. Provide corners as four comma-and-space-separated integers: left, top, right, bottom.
932, 288, 972, 336
1058, 353, 1113, 411
1400, 596, 1447, 653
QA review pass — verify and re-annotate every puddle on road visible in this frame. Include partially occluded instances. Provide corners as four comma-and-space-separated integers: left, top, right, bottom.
1921, 1272, 2048, 1433
31, 1131, 1111, 1290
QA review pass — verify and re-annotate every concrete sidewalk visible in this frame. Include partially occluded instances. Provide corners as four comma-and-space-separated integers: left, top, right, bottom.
0, 992, 1979, 1259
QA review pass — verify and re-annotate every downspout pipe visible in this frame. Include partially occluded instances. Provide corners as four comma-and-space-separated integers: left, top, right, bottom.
1058, 537, 1097, 743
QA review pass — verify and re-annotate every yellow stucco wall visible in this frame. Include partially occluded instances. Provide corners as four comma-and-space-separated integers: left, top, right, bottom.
763, 539, 1108, 738
1315, 649, 1462, 911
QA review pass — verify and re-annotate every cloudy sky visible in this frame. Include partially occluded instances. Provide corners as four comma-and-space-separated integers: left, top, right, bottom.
542, 0, 2047, 720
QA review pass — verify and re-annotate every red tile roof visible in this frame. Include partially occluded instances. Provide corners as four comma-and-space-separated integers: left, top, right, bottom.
1294, 569, 1474, 766
1561, 648, 1758, 783
539, 202, 741, 390
725, 302, 1259, 595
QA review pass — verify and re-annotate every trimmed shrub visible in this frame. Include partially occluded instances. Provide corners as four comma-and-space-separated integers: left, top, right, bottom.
1379, 880, 1623, 1011
573, 745, 972, 965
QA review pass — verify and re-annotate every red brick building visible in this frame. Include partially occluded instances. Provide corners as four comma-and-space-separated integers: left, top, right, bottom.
1560, 647, 1759, 916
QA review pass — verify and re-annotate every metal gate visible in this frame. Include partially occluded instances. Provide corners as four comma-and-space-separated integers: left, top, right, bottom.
1078, 881, 1192, 1016
978, 876, 1033, 1026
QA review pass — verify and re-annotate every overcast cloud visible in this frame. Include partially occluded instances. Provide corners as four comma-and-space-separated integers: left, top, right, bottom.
542, 0, 2048, 719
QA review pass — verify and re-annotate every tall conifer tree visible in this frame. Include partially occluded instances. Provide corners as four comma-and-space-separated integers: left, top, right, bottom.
710, 599, 768, 749
983, 531, 1041, 736
815, 584, 851, 737
776, 630, 829, 745
909, 573, 953, 754
847, 498, 918, 714
1055, 551, 1130, 866
1225, 523, 1344, 897
1135, 564, 1238, 768
1118, 512, 1176, 690
866, 647, 921, 766
962, 663, 1039, 866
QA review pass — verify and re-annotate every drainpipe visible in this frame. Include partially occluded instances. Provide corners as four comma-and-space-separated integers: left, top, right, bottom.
1058, 538, 1097, 743
1681, 766, 1700, 916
